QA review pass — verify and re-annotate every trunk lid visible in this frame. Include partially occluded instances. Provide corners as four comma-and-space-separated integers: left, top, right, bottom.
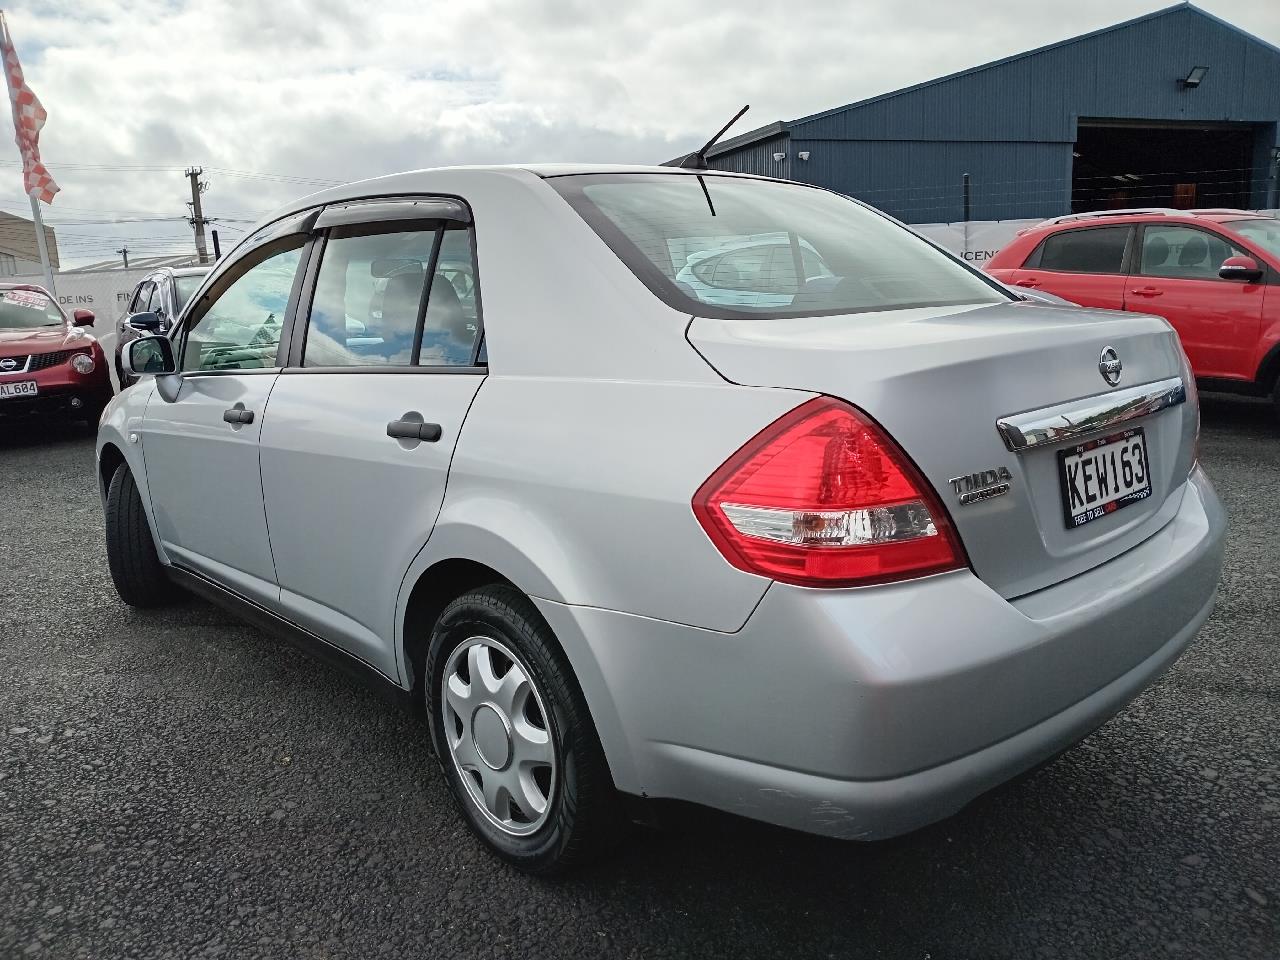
688, 299, 1196, 599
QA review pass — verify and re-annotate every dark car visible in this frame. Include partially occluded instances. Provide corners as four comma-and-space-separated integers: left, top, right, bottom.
0, 283, 112, 424
114, 266, 210, 387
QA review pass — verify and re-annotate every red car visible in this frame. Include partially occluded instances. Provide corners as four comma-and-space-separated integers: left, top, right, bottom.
0, 283, 112, 425
986, 209, 1280, 413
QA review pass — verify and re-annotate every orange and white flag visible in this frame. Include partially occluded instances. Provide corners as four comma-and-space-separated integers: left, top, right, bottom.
0, 12, 58, 203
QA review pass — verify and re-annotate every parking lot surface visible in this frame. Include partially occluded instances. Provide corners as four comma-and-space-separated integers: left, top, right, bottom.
1, 397, 1277, 960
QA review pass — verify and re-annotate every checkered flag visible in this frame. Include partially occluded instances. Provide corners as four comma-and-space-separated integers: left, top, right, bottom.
0, 12, 58, 204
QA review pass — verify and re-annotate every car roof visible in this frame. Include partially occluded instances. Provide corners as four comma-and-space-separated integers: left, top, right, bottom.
0, 282, 54, 296
170, 266, 211, 277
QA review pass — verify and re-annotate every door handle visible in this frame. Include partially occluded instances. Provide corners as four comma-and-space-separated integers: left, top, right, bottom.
387, 419, 442, 442
1014, 279, 1041, 288
1130, 286, 1164, 297
222, 407, 255, 424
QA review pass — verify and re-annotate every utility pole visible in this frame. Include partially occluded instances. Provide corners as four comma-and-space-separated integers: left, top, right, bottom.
116, 246, 129, 269
185, 166, 209, 264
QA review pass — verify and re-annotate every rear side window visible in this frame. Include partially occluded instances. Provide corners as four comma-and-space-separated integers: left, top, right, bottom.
1032, 226, 1130, 274
549, 173, 1006, 319
302, 223, 481, 368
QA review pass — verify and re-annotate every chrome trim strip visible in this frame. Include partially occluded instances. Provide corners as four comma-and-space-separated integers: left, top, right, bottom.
997, 376, 1185, 453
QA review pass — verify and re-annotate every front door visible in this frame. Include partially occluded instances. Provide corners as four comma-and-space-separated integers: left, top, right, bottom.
1124, 224, 1264, 381
140, 237, 307, 606
259, 211, 485, 677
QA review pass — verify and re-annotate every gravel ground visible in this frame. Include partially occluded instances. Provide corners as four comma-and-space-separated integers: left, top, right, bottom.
1, 396, 1276, 960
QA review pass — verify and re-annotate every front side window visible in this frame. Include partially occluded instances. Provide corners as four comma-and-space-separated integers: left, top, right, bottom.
173, 274, 205, 313
1224, 218, 1280, 260
181, 241, 303, 372
130, 281, 154, 314
153, 279, 171, 319
549, 174, 1005, 319
1035, 226, 1130, 274
1139, 226, 1242, 281
302, 222, 480, 367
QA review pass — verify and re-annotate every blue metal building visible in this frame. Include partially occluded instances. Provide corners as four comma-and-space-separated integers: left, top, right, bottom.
689, 3, 1280, 223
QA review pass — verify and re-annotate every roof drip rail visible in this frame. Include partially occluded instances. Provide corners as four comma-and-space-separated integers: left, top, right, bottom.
1040, 208, 1180, 226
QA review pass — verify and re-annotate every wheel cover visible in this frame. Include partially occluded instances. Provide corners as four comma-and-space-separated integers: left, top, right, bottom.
441, 635, 557, 836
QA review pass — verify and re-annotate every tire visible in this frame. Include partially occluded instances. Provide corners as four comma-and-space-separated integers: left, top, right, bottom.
105, 463, 177, 608
425, 584, 623, 875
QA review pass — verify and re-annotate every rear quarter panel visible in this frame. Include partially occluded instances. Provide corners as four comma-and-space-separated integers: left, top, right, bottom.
399, 376, 807, 635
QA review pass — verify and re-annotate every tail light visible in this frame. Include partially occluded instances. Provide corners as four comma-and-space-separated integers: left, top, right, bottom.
693, 397, 966, 588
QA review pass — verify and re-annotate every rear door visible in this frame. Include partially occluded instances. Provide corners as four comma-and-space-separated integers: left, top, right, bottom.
140, 231, 310, 606
1124, 224, 1264, 381
258, 199, 485, 677
1010, 224, 1133, 309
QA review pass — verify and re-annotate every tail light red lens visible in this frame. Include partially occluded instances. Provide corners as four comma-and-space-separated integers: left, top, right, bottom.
693, 397, 967, 587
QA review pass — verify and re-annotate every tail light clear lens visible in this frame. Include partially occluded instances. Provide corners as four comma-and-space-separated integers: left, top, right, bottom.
693, 397, 966, 587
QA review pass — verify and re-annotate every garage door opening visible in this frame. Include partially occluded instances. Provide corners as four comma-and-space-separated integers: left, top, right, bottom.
1071, 120, 1257, 213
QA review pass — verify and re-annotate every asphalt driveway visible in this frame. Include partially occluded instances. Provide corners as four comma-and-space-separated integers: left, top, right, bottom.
1, 396, 1276, 959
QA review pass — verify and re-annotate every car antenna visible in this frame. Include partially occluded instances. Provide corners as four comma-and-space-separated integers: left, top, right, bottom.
679, 104, 750, 170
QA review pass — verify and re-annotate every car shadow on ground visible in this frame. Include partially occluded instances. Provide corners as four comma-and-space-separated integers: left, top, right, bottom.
1198, 391, 1275, 435
0, 418, 96, 452
140, 585, 1262, 958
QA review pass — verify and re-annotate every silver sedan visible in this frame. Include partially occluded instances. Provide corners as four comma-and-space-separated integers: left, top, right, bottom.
98, 165, 1224, 873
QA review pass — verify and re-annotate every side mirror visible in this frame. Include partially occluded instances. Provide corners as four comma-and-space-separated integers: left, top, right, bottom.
122, 335, 176, 377
128, 311, 163, 332
71, 308, 95, 327
1219, 256, 1263, 283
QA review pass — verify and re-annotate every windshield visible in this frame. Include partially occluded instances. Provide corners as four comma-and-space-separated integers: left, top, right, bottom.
173, 274, 207, 312
550, 173, 1007, 319
0, 288, 63, 329
1225, 218, 1280, 260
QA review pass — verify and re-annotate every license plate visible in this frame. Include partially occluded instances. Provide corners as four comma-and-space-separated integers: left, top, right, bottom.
0, 380, 37, 400
1058, 427, 1151, 528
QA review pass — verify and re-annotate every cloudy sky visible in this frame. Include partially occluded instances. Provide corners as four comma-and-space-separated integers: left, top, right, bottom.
2, 0, 1279, 266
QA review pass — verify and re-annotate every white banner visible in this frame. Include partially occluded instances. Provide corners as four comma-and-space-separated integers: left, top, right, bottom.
910, 220, 1040, 264
15, 267, 149, 324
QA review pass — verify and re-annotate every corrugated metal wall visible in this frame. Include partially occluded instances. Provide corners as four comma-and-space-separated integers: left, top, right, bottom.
708, 133, 791, 179
710, 5, 1280, 222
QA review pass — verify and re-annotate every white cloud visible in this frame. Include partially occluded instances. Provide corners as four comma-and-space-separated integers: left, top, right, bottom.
0, 0, 1276, 264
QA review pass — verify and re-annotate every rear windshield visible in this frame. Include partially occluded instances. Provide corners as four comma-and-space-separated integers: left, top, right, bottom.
1225, 218, 1280, 260
0, 288, 62, 329
549, 173, 1007, 319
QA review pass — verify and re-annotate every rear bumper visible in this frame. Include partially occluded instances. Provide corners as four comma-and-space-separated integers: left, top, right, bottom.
535, 466, 1225, 839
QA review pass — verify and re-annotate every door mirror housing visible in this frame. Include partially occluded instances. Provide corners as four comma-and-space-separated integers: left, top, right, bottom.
1219, 256, 1263, 283
123, 335, 176, 377
71, 308, 95, 327
127, 311, 163, 332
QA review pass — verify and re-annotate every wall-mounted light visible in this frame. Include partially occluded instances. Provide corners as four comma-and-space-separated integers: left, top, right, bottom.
772, 152, 786, 162
797, 151, 810, 161
1178, 66, 1209, 88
